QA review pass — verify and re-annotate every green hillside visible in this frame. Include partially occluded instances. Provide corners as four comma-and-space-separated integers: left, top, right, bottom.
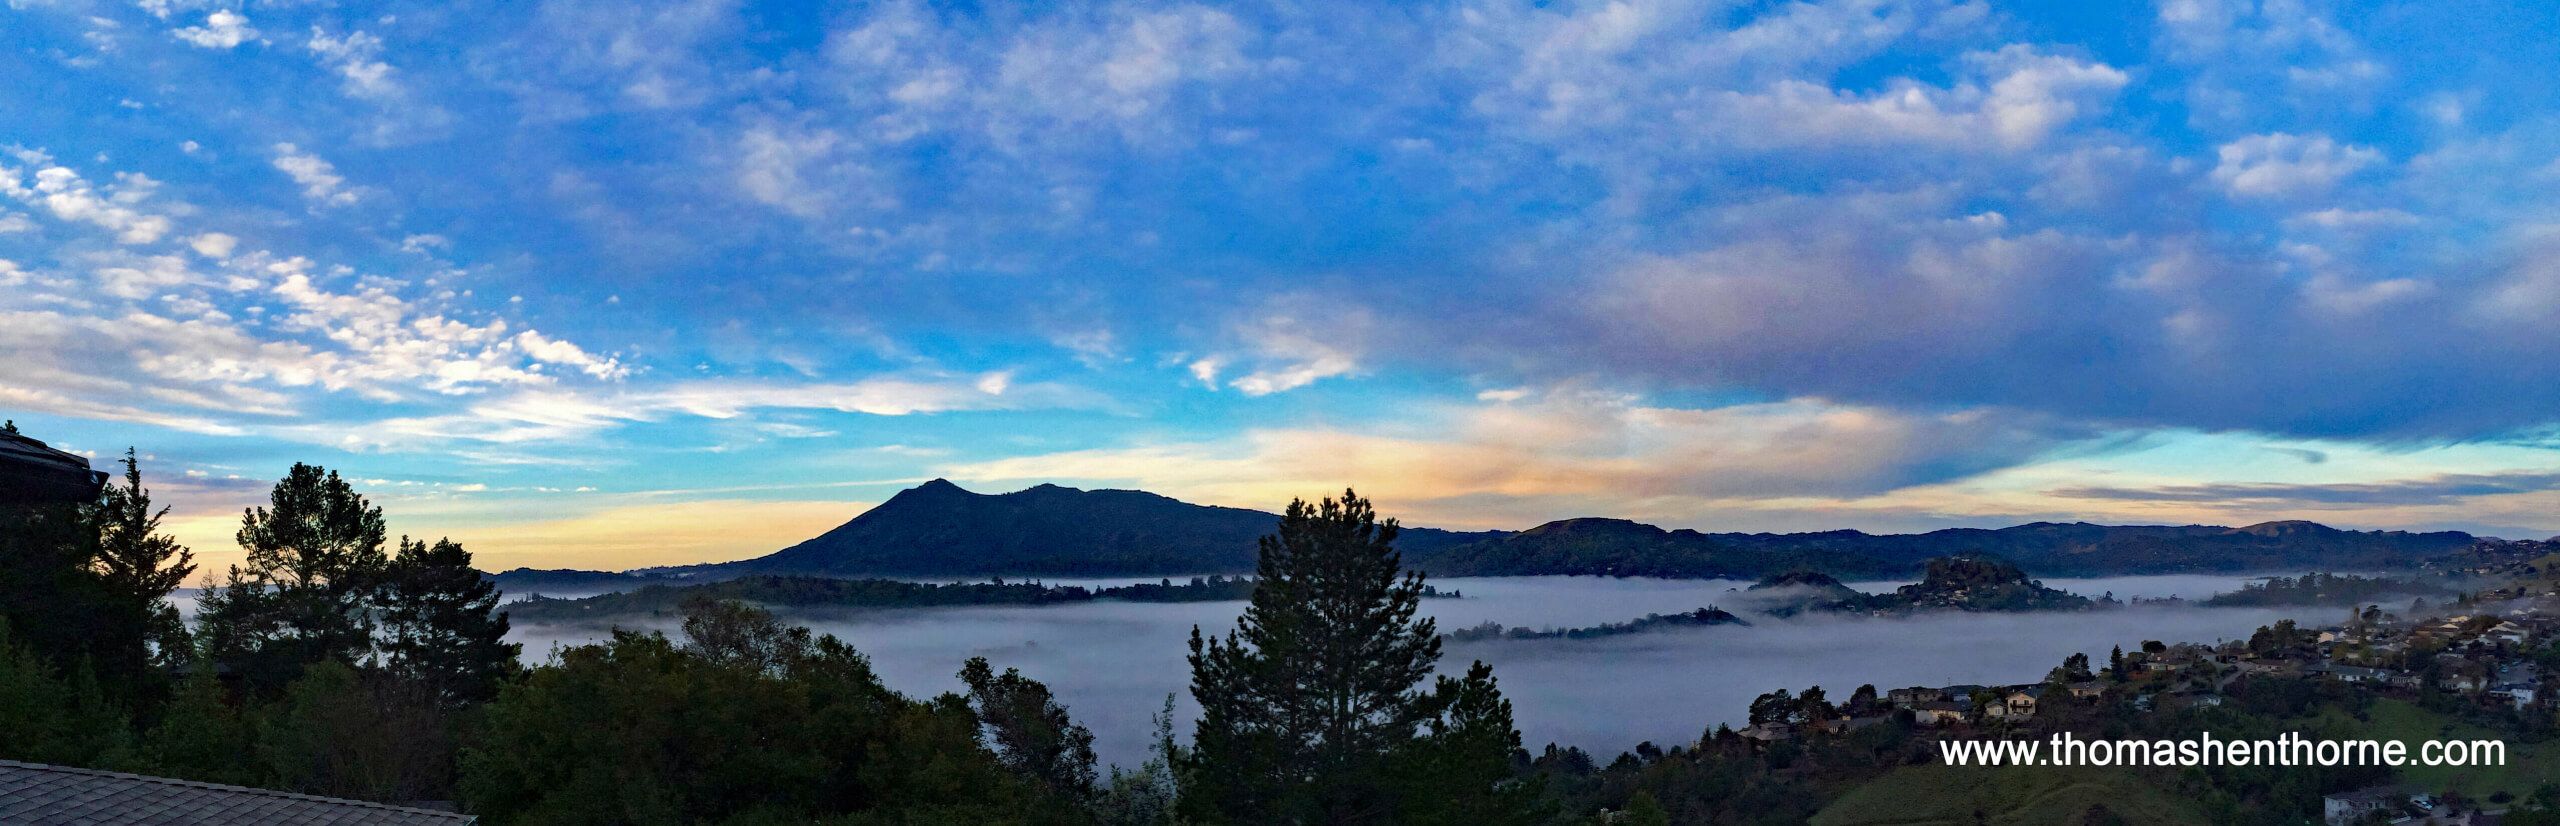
1813, 764, 2205, 826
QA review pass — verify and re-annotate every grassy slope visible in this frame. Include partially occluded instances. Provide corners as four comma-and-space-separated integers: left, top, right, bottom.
1817, 699, 2549, 825
2310, 698, 2552, 799
1812, 764, 2203, 826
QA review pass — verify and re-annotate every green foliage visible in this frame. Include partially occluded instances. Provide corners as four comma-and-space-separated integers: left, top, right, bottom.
1183, 490, 1445, 823
380, 536, 519, 707
962, 656, 1100, 801
1393, 661, 1550, 826
258, 660, 455, 802
0, 617, 131, 766
1849, 555, 2093, 613
462, 600, 1075, 825
1095, 696, 1186, 826
2203, 573, 2453, 607
89, 450, 197, 682
133, 657, 256, 786
1616, 791, 1671, 826
1182, 490, 1538, 825
198, 463, 390, 694
1447, 607, 1746, 642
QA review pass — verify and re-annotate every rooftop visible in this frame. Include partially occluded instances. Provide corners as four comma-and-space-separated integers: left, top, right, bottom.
0, 760, 475, 826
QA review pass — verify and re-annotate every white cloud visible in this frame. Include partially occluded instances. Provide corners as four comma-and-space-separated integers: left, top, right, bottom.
2212, 133, 2383, 198
188, 232, 238, 258
305, 371, 1100, 450
1215, 311, 1368, 396
270, 144, 359, 206
942, 392, 2073, 526
171, 10, 255, 49
0, 157, 173, 244
307, 28, 397, 100
399, 234, 449, 253
735, 125, 848, 216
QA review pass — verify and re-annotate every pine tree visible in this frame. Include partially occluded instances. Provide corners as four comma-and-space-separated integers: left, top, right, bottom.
379, 536, 519, 707
197, 463, 389, 694
1182, 490, 1449, 824
90, 450, 197, 679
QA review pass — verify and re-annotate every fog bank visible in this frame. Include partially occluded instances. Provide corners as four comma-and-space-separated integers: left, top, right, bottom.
505, 574, 2351, 768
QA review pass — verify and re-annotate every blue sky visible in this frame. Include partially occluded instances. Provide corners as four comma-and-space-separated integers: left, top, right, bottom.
6, 0, 2560, 573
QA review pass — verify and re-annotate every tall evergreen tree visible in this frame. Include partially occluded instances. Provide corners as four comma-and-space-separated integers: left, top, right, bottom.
1182, 489, 1447, 825
197, 463, 389, 693
90, 449, 197, 678
380, 536, 519, 707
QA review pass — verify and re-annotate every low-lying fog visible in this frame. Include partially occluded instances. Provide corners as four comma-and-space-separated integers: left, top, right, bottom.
504, 574, 2383, 768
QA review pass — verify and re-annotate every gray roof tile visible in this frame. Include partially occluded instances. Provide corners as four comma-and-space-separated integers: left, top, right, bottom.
0, 761, 474, 826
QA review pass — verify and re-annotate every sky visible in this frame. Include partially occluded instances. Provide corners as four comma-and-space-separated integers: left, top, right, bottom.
5, 0, 2560, 575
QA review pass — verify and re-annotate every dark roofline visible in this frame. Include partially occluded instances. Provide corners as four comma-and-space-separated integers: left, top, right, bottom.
0, 430, 109, 502
0, 760, 476, 823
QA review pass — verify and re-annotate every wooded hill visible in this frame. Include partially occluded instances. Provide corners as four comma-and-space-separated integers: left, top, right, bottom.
573, 480, 2484, 583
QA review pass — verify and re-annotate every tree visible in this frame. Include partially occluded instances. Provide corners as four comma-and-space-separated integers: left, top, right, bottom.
1392, 661, 1547, 826
1182, 490, 1450, 824
1848, 684, 1880, 714
197, 463, 389, 693
961, 656, 1099, 801
135, 655, 255, 786
1618, 791, 1671, 826
0, 617, 130, 766
259, 660, 454, 803
1748, 689, 1795, 726
379, 536, 518, 707
89, 450, 197, 686
1796, 685, 1835, 723
678, 596, 812, 674
462, 620, 1061, 825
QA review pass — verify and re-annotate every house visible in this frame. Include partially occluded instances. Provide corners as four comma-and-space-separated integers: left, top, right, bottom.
2000, 687, 2044, 719
2066, 681, 2106, 698
2161, 691, 2222, 711
2238, 658, 2297, 676
0, 429, 110, 505
2486, 622, 2529, 645
2304, 664, 2388, 683
1910, 701, 1967, 726
2322, 785, 2402, 826
1738, 722, 1794, 742
1887, 686, 1946, 707
0, 760, 474, 825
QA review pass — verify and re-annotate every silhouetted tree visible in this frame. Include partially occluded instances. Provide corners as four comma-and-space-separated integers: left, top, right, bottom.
1181, 489, 1455, 824
197, 463, 389, 694
89, 449, 196, 697
378, 536, 518, 707
677, 596, 812, 674
961, 656, 1099, 801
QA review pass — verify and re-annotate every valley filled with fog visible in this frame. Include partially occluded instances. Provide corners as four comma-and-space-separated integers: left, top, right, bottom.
500, 573, 2395, 768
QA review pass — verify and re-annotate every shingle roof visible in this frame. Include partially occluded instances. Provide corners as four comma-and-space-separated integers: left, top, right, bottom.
0, 760, 475, 826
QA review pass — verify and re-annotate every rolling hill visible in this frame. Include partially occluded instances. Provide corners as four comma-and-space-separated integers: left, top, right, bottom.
657, 479, 1504, 578
627, 480, 2481, 581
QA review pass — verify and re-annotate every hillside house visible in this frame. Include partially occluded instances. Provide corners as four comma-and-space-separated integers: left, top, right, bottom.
2321, 785, 2402, 826
1910, 701, 1967, 726
1999, 687, 2043, 719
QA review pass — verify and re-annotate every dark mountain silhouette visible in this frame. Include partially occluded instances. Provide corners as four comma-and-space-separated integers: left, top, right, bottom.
627, 481, 2479, 581
1401, 518, 1903, 579
665, 479, 1504, 578
1688, 520, 2476, 576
